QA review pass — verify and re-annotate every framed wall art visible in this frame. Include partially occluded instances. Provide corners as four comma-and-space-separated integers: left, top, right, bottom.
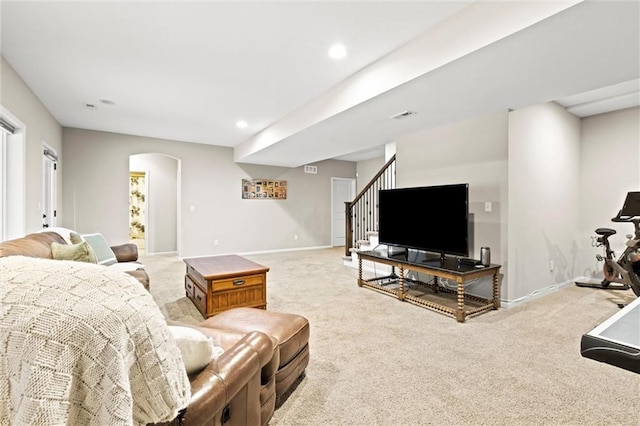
242, 179, 287, 199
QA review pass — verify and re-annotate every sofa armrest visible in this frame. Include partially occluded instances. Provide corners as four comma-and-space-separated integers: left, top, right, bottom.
111, 243, 139, 262
0, 232, 66, 258
198, 326, 279, 385
170, 322, 279, 388
182, 330, 273, 425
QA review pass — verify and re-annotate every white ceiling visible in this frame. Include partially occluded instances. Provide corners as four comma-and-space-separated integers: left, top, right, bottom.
1, 1, 639, 167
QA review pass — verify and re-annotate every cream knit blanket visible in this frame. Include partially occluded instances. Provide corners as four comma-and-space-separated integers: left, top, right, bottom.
0, 256, 191, 425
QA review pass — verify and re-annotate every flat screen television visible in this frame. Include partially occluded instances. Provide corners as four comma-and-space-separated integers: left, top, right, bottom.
378, 183, 469, 258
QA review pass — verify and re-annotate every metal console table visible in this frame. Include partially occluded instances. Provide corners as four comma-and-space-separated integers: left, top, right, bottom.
357, 249, 501, 322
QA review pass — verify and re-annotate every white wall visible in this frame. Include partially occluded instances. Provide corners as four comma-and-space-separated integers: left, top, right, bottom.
62, 128, 356, 257
395, 109, 509, 299
0, 56, 62, 235
578, 107, 640, 279
508, 102, 581, 302
356, 157, 384, 194
129, 153, 178, 254
5, 50, 638, 306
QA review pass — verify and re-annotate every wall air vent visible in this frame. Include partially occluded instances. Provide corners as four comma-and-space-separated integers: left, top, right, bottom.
389, 110, 417, 120
304, 165, 318, 174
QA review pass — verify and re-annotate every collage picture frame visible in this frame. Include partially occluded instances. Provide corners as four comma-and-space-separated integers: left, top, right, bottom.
242, 179, 287, 199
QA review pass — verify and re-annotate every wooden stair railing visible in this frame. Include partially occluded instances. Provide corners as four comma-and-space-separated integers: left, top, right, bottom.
344, 154, 396, 257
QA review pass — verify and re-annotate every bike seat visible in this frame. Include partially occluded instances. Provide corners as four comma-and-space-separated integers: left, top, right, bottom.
595, 227, 617, 237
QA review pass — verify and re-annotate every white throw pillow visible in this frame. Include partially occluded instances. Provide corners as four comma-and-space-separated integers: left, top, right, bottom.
81, 233, 117, 266
168, 325, 224, 375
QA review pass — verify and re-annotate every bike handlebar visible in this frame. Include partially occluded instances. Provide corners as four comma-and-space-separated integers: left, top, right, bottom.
612, 209, 640, 223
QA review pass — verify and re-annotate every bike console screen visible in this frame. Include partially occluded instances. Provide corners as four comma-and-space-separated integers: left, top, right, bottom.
618, 191, 640, 219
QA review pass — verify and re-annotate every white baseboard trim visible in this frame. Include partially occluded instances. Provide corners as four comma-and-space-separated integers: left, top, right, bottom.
500, 277, 577, 308
143, 250, 178, 256
181, 245, 334, 260
239, 245, 333, 256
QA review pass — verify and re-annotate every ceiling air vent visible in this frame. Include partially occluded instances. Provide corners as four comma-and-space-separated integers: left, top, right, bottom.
304, 165, 318, 174
389, 110, 417, 120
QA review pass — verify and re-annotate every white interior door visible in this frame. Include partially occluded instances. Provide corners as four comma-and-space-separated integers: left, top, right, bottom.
332, 178, 356, 246
0, 131, 6, 239
42, 146, 57, 229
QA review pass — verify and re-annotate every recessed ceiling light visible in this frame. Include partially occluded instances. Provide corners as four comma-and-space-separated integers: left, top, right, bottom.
99, 99, 115, 106
236, 120, 248, 129
328, 44, 347, 60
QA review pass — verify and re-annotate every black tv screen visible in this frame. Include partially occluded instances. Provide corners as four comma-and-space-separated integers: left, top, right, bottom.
378, 184, 469, 257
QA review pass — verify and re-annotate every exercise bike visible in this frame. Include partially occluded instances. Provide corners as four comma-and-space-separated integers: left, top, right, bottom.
575, 191, 640, 297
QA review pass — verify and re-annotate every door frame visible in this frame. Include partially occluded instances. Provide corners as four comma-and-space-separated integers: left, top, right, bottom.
129, 170, 149, 254
331, 177, 356, 247
42, 142, 58, 229
129, 153, 180, 256
1, 106, 25, 240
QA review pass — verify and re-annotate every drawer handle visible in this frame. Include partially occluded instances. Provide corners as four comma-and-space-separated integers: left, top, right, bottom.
233, 279, 245, 286
196, 294, 202, 301
186, 282, 192, 289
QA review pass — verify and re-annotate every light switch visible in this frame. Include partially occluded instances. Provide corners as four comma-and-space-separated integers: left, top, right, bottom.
484, 201, 492, 212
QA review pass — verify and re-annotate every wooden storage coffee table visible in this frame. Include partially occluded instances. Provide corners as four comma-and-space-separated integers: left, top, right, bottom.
184, 254, 269, 318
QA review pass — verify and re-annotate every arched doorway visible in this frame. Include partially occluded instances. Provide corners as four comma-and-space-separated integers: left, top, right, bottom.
129, 153, 180, 255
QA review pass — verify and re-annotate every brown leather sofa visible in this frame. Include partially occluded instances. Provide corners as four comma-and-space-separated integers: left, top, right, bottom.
0, 231, 150, 289
0, 231, 285, 425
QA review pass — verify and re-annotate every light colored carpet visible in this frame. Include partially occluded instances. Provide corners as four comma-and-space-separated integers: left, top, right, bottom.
142, 248, 640, 425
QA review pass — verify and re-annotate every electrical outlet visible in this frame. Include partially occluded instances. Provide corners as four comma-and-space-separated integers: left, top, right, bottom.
484, 202, 492, 212
214, 239, 219, 246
